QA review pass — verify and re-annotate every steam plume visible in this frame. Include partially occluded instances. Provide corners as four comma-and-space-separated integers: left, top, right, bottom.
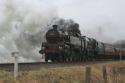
0, 0, 57, 62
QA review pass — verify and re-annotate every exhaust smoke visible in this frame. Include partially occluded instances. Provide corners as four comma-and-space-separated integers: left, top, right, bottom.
0, 0, 57, 62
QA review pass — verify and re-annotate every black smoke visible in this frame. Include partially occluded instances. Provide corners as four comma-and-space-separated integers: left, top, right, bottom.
49, 18, 81, 36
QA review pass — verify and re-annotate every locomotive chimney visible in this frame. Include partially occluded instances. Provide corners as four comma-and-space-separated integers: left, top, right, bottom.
52, 25, 58, 30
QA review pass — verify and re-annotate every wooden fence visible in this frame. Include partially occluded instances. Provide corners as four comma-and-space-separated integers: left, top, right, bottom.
85, 66, 125, 83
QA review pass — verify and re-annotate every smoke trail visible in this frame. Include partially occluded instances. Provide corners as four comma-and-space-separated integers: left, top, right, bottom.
0, 0, 57, 62
47, 18, 81, 35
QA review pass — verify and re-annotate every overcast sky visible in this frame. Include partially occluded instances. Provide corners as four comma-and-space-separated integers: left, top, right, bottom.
0, 0, 125, 62
53, 0, 125, 42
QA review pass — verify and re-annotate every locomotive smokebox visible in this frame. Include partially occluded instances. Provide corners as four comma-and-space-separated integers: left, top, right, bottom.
45, 25, 60, 43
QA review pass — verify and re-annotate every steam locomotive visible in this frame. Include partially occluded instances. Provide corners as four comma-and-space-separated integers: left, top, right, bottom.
39, 24, 125, 62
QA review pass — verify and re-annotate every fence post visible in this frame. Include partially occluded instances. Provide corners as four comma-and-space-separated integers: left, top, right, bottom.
85, 66, 91, 83
11, 52, 19, 78
102, 66, 108, 83
112, 66, 117, 83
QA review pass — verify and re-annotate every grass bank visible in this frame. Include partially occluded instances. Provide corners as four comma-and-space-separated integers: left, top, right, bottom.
0, 61, 125, 83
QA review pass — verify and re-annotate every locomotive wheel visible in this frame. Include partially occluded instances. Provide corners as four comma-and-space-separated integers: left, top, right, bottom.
52, 54, 61, 62
64, 52, 69, 62
45, 55, 48, 62
58, 54, 61, 62
51, 55, 56, 62
45, 58, 48, 62
58, 54, 62, 62
62, 54, 66, 62
59, 53, 63, 62
70, 51, 74, 62
80, 52, 84, 62
53, 54, 57, 62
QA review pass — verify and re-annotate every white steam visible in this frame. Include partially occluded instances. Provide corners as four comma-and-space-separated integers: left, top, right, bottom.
0, 0, 57, 63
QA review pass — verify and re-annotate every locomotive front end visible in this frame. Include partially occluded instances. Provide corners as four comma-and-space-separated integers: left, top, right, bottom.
39, 25, 62, 53
46, 25, 60, 44
39, 25, 66, 62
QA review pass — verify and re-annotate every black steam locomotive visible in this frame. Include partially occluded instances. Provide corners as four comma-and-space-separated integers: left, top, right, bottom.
39, 24, 125, 62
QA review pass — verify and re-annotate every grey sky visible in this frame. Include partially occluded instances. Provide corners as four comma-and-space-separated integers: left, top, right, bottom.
54, 0, 125, 42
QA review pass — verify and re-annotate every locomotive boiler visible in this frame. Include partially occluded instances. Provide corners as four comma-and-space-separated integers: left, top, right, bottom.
39, 24, 125, 62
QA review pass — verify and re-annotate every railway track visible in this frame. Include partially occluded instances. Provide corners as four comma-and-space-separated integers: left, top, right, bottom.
0, 61, 114, 72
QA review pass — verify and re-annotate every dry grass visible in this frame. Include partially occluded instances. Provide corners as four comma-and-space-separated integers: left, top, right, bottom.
17, 66, 85, 83
0, 70, 15, 83
0, 61, 125, 83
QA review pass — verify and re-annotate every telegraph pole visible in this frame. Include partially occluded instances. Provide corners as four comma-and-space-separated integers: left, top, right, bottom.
11, 52, 19, 78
